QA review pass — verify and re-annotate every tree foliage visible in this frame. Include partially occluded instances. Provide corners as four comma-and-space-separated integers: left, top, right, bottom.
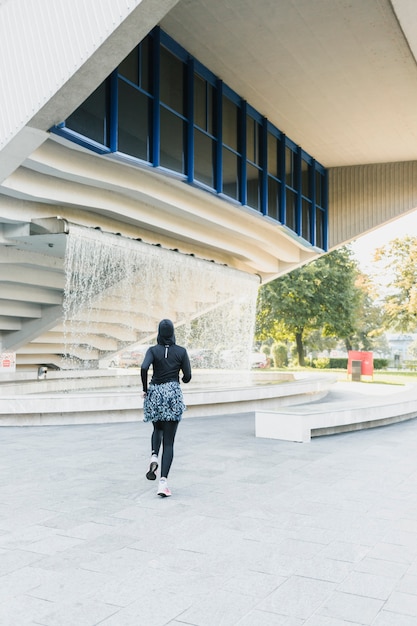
374, 236, 417, 332
347, 272, 384, 351
256, 246, 379, 365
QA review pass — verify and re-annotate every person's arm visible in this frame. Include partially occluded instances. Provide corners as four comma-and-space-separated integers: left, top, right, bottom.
140, 348, 153, 394
181, 349, 192, 383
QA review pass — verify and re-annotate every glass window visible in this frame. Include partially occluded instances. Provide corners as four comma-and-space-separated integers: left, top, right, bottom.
222, 96, 239, 151
246, 115, 262, 211
57, 27, 328, 249
118, 79, 150, 161
160, 108, 185, 173
194, 74, 214, 134
266, 132, 282, 221
247, 163, 260, 211
316, 209, 325, 249
194, 74, 206, 129
302, 199, 311, 241
194, 129, 214, 187
139, 37, 151, 93
286, 189, 296, 231
316, 170, 325, 206
301, 159, 310, 197
119, 49, 138, 84
119, 38, 150, 91
267, 177, 280, 221
66, 82, 108, 146
285, 147, 296, 188
160, 46, 185, 115
246, 116, 261, 166
222, 147, 240, 200
267, 133, 279, 177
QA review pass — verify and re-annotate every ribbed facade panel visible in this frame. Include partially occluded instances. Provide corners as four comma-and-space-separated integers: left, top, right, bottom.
329, 161, 417, 248
0, 0, 142, 150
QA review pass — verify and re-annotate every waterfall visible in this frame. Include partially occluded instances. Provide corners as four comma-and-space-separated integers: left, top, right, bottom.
63, 226, 260, 374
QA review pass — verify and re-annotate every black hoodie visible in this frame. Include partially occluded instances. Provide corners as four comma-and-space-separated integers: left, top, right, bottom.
141, 319, 192, 392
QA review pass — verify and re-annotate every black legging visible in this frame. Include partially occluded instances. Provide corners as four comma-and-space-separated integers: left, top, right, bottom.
151, 420, 179, 478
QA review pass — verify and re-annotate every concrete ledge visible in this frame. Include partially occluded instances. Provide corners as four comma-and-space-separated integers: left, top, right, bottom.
255, 383, 417, 442
0, 372, 336, 426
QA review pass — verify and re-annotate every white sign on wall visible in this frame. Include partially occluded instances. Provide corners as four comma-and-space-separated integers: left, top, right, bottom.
0, 352, 16, 373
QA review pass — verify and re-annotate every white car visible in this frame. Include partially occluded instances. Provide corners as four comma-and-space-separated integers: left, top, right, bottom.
251, 352, 268, 368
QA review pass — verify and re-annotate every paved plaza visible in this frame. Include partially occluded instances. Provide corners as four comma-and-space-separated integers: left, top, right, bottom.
2, 388, 417, 625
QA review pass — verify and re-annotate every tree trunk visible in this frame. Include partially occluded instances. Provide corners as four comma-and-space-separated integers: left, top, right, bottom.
344, 337, 353, 352
295, 332, 305, 366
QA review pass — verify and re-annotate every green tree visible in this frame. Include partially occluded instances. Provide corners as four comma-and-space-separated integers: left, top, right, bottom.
303, 328, 338, 359
375, 236, 417, 331
256, 247, 362, 365
344, 271, 384, 351
271, 342, 288, 367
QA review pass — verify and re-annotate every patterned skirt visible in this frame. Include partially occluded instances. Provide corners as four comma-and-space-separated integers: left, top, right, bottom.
143, 381, 186, 423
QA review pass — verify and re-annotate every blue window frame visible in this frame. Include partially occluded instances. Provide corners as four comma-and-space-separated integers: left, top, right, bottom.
221, 85, 241, 202
245, 104, 263, 212
51, 26, 328, 251
159, 43, 187, 174
193, 62, 217, 189
62, 79, 111, 153
117, 37, 153, 161
266, 123, 284, 223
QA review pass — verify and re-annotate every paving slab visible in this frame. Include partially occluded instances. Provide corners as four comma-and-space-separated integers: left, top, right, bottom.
1, 384, 417, 624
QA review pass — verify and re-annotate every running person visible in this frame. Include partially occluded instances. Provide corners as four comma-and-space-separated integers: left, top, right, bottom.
141, 319, 192, 497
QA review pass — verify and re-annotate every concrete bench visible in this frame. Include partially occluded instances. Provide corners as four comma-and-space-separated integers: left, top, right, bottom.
255, 383, 417, 442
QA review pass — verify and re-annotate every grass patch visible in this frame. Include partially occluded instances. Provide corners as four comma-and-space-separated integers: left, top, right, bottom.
270, 367, 417, 387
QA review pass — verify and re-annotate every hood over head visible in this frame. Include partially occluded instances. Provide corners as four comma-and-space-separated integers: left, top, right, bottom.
157, 319, 176, 346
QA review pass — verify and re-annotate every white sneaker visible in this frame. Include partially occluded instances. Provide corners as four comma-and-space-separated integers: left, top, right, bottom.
157, 478, 171, 497
146, 455, 158, 481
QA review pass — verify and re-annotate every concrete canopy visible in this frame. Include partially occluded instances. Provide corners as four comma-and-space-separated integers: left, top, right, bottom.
161, 0, 417, 168
1, 0, 417, 369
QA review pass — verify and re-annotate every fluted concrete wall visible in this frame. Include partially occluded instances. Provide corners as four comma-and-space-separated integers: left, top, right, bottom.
329, 161, 417, 248
0, 0, 178, 150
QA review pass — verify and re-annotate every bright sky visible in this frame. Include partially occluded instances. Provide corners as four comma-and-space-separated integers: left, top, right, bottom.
350, 210, 417, 272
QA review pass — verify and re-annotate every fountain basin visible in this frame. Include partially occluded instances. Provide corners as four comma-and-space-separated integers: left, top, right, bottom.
0, 370, 336, 426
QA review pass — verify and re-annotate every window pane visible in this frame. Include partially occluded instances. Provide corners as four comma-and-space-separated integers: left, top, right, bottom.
316, 171, 324, 206
286, 147, 296, 187
119, 49, 138, 84
160, 108, 185, 173
267, 177, 280, 221
194, 75, 215, 134
194, 74, 206, 129
118, 80, 150, 161
222, 96, 239, 151
160, 47, 184, 115
247, 117, 260, 165
222, 147, 240, 200
194, 129, 214, 187
247, 163, 260, 210
140, 37, 151, 93
119, 38, 151, 92
206, 83, 214, 135
66, 82, 108, 145
301, 159, 310, 197
316, 209, 325, 249
247, 117, 255, 162
302, 198, 311, 241
267, 133, 278, 177
286, 189, 296, 231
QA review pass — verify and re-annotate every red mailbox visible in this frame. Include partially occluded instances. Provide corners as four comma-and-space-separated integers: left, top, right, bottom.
348, 351, 373, 381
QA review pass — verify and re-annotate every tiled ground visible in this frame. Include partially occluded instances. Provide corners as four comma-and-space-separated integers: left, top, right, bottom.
1, 399, 417, 625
